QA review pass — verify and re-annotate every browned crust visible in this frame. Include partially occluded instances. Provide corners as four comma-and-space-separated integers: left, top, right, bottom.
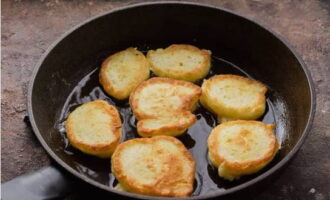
208, 120, 278, 177
99, 47, 150, 100
129, 77, 201, 137
147, 44, 211, 82
200, 74, 267, 120
111, 136, 195, 197
66, 100, 122, 158
137, 112, 197, 137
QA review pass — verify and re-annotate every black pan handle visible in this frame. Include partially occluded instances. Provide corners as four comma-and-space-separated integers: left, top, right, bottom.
2, 163, 75, 200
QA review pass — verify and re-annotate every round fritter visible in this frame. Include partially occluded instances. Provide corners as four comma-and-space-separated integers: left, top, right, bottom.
99, 47, 150, 100
111, 136, 195, 197
147, 44, 211, 82
200, 74, 267, 123
208, 120, 279, 180
129, 77, 201, 137
65, 100, 122, 158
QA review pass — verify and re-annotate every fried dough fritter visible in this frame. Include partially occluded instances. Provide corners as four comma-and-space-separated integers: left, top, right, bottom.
130, 77, 201, 137
111, 136, 195, 197
65, 100, 122, 158
99, 48, 150, 100
208, 120, 279, 180
147, 44, 211, 82
200, 74, 267, 122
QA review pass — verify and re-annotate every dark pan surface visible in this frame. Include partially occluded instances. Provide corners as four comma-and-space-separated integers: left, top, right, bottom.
55, 49, 282, 196
28, 2, 315, 199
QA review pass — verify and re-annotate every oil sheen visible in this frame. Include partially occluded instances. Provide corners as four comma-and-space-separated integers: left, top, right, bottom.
56, 53, 279, 196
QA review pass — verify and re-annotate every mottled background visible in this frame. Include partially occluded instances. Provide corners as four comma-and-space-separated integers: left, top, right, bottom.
1, 0, 329, 199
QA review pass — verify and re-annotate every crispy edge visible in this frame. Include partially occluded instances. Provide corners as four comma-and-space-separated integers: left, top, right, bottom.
66, 100, 122, 158
99, 47, 150, 100
208, 120, 278, 179
129, 77, 201, 137
137, 112, 197, 137
147, 44, 211, 82
111, 136, 196, 197
200, 74, 267, 120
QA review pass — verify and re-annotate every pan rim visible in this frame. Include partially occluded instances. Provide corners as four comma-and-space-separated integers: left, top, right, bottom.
27, 1, 316, 199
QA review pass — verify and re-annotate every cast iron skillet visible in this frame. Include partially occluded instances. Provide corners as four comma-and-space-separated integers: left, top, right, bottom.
2, 2, 315, 200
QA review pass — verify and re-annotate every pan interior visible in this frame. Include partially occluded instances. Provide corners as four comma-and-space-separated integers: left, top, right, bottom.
53, 45, 285, 196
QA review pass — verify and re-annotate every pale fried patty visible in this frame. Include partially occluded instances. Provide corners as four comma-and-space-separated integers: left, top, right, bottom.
111, 136, 195, 197
65, 100, 122, 158
200, 74, 267, 122
147, 44, 211, 82
129, 77, 201, 137
99, 47, 150, 100
208, 120, 279, 180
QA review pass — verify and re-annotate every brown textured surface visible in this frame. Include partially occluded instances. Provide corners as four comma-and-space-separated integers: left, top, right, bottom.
1, 0, 329, 199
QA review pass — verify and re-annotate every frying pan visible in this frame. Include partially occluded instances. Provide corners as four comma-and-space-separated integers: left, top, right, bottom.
2, 1, 315, 200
